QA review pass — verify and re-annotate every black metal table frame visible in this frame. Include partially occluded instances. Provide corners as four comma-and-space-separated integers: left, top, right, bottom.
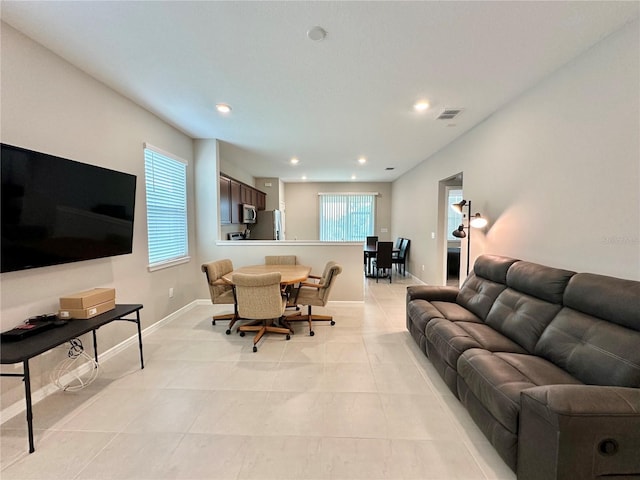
0, 304, 144, 453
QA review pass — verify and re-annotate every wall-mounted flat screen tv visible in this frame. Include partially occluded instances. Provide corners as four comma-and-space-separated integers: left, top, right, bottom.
1, 143, 136, 273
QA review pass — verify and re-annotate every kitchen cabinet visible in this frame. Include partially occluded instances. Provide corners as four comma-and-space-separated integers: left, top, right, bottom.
220, 174, 266, 225
219, 176, 231, 224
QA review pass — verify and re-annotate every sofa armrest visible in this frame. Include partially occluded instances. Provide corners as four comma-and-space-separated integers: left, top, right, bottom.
517, 385, 640, 480
406, 285, 459, 303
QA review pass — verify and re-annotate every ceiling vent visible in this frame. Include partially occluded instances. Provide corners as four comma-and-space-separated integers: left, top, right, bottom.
437, 108, 464, 120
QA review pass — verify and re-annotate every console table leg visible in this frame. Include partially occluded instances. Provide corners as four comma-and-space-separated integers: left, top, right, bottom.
23, 360, 35, 453
91, 330, 99, 364
136, 311, 144, 369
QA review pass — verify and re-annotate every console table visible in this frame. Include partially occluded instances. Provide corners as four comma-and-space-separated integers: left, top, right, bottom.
0, 304, 144, 453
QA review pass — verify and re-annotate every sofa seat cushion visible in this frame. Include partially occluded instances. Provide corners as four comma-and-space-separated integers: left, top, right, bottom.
406, 300, 444, 335
426, 319, 527, 369
458, 349, 582, 434
431, 301, 482, 323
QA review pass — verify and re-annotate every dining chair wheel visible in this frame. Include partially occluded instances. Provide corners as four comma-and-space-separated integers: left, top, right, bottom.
225, 329, 231, 335
309, 330, 315, 336
330, 320, 336, 326
286, 334, 291, 340
253, 346, 258, 352
240, 331, 245, 337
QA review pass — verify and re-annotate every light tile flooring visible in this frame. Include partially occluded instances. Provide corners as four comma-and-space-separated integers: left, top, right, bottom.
1, 272, 515, 479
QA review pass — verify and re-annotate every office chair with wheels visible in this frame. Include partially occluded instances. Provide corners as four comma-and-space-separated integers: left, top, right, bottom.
201, 259, 238, 334
287, 261, 342, 336
234, 272, 291, 352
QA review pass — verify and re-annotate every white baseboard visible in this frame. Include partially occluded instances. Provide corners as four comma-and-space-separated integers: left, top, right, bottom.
0, 300, 202, 425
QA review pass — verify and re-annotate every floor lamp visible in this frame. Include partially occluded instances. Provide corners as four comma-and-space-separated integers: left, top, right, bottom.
451, 199, 488, 275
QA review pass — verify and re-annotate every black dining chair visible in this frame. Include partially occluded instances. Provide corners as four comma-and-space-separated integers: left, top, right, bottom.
364, 236, 378, 275
373, 241, 393, 283
392, 238, 410, 276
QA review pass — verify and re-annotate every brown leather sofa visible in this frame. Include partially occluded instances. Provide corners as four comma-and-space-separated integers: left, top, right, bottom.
406, 254, 640, 479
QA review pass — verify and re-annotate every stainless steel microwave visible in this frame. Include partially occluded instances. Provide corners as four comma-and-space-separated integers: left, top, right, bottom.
242, 204, 257, 223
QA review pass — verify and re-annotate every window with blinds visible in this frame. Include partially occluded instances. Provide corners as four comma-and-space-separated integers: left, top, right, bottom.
319, 193, 376, 241
144, 144, 189, 270
447, 188, 464, 241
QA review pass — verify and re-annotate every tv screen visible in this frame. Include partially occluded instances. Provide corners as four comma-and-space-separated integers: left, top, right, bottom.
1, 143, 136, 273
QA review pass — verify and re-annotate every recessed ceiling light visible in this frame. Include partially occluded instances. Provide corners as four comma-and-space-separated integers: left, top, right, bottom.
216, 103, 231, 113
413, 100, 430, 112
290, 157, 299, 165
307, 26, 327, 41
358, 157, 367, 165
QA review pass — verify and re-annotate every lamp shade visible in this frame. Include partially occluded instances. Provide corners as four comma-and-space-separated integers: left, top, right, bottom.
452, 224, 466, 238
451, 199, 467, 213
470, 213, 488, 228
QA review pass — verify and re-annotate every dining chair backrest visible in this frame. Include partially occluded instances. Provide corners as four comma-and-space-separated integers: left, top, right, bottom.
366, 236, 378, 247
318, 261, 343, 303
232, 272, 285, 320
265, 255, 297, 265
395, 237, 404, 250
376, 242, 394, 269
399, 238, 410, 258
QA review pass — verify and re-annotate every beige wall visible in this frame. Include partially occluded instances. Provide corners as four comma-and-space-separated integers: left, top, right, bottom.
285, 182, 393, 241
0, 24, 201, 408
392, 20, 640, 284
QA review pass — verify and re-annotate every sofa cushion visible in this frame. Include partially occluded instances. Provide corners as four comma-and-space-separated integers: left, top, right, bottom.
485, 289, 562, 353
506, 261, 575, 304
455, 255, 519, 320
563, 273, 640, 332
457, 349, 582, 434
535, 308, 640, 387
426, 319, 526, 370
406, 299, 444, 335
430, 301, 482, 323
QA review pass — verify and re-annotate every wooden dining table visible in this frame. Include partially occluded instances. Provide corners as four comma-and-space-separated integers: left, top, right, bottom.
222, 264, 312, 285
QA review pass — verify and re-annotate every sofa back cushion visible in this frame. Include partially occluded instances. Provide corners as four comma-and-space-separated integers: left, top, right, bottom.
535, 274, 640, 387
456, 255, 519, 320
506, 261, 575, 304
484, 261, 575, 352
485, 290, 563, 353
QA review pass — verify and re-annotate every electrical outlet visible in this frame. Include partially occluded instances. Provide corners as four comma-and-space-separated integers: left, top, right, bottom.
422, 265, 425, 271
169, 288, 174, 298
431, 232, 435, 239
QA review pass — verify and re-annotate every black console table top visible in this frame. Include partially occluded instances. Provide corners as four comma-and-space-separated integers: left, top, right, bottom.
1, 304, 143, 364
0, 303, 144, 454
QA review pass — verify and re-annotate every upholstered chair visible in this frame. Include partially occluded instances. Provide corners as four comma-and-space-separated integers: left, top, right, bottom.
201, 259, 237, 334
287, 261, 342, 336
234, 272, 291, 352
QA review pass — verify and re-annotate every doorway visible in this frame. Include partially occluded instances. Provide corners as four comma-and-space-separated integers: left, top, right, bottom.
438, 173, 463, 286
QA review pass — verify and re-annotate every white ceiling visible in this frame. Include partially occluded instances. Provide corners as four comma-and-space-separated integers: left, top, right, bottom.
2, 1, 638, 182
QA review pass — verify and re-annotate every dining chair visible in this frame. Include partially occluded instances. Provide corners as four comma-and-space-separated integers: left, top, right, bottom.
364, 236, 378, 274
373, 241, 393, 283
286, 261, 342, 336
201, 259, 238, 334
234, 272, 291, 352
392, 238, 410, 275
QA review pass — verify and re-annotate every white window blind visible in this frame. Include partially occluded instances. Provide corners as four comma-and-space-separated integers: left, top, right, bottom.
144, 144, 189, 269
319, 193, 376, 241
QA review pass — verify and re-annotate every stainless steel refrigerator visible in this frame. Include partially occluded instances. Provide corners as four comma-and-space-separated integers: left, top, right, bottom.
250, 210, 282, 240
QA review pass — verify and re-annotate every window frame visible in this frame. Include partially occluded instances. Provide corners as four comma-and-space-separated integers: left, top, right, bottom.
143, 143, 190, 272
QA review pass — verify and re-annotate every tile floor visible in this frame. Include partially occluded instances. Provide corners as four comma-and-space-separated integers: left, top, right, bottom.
1, 272, 515, 479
